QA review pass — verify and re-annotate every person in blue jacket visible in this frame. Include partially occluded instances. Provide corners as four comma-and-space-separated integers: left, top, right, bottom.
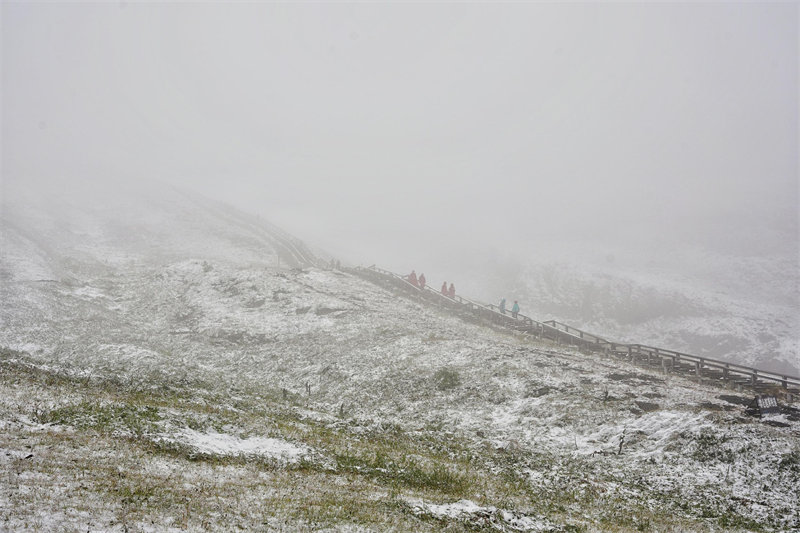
499, 298, 506, 315
511, 300, 520, 319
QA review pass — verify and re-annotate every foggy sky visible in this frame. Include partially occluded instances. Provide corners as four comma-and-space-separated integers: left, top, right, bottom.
2, 2, 797, 273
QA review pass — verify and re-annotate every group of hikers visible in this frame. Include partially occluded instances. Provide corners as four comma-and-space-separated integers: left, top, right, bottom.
498, 297, 521, 319
405, 270, 455, 299
405, 270, 521, 319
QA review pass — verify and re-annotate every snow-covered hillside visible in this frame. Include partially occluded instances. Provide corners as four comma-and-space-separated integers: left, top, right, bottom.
1, 178, 284, 277
1, 181, 798, 532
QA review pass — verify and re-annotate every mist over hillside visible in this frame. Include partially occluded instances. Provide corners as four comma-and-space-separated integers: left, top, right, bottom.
1, 177, 281, 273
3, 175, 797, 378
1, 179, 799, 531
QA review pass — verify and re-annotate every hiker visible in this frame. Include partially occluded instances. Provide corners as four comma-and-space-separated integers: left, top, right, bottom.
441, 281, 448, 295
448, 283, 455, 299
511, 300, 520, 319
407, 270, 418, 288
418, 273, 426, 290
499, 298, 506, 315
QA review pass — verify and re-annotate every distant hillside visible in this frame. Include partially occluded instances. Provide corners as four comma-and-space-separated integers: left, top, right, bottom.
0, 177, 327, 281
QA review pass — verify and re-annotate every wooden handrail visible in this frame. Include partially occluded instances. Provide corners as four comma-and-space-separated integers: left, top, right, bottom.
542, 320, 610, 344
627, 344, 800, 388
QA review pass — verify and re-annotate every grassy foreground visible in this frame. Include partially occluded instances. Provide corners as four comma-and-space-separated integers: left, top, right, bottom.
4, 347, 785, 533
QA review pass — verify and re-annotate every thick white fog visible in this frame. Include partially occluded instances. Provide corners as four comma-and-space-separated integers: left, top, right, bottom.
2, 3, 798, 370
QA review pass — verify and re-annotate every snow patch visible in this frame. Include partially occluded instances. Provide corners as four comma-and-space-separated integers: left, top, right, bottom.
72, 286, 107, 300
97, 343, 162, 362
406, 498, 555, 532
579, 410, 711, 456
165, 428, 309, 463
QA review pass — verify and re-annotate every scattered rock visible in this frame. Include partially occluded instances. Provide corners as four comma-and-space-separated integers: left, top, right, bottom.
314, 307, 346, 316
634, 401, 660, 413
525, 385, 553, 398
608, 372, 665, 385
718, 395, 751, 407
243, 298, 265, 309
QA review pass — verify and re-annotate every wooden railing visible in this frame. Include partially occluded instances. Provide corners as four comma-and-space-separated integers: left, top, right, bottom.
622, 344, 800, 390
350, 265, 800, 394
541, 320, 610, 345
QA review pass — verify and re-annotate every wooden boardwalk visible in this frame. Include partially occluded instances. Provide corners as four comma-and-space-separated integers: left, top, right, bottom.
350, 265, 800, 398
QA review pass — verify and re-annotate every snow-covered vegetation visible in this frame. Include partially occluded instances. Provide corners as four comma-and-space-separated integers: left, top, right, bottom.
1, 186, 798, 532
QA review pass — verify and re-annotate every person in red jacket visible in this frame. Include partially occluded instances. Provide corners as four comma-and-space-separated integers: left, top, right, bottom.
441, 281, 448, 295
407, 270, 418, 287
448, 283, 455, 299
418, 273, 426, 290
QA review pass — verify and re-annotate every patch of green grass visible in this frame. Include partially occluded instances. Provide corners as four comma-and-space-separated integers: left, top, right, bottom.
688, 429, 734, 464
335, 450, 474, 495
778, 450, 800, 474
433, 367, 461, 391
717, 506, 770, 531
35, 402, 162, 437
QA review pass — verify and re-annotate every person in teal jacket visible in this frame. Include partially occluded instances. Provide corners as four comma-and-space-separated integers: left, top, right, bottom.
511, 300, 520, 319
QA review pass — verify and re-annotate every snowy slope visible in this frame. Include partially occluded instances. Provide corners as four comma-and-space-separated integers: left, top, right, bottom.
1, 181, 798, 532
1, 177, 283, 277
